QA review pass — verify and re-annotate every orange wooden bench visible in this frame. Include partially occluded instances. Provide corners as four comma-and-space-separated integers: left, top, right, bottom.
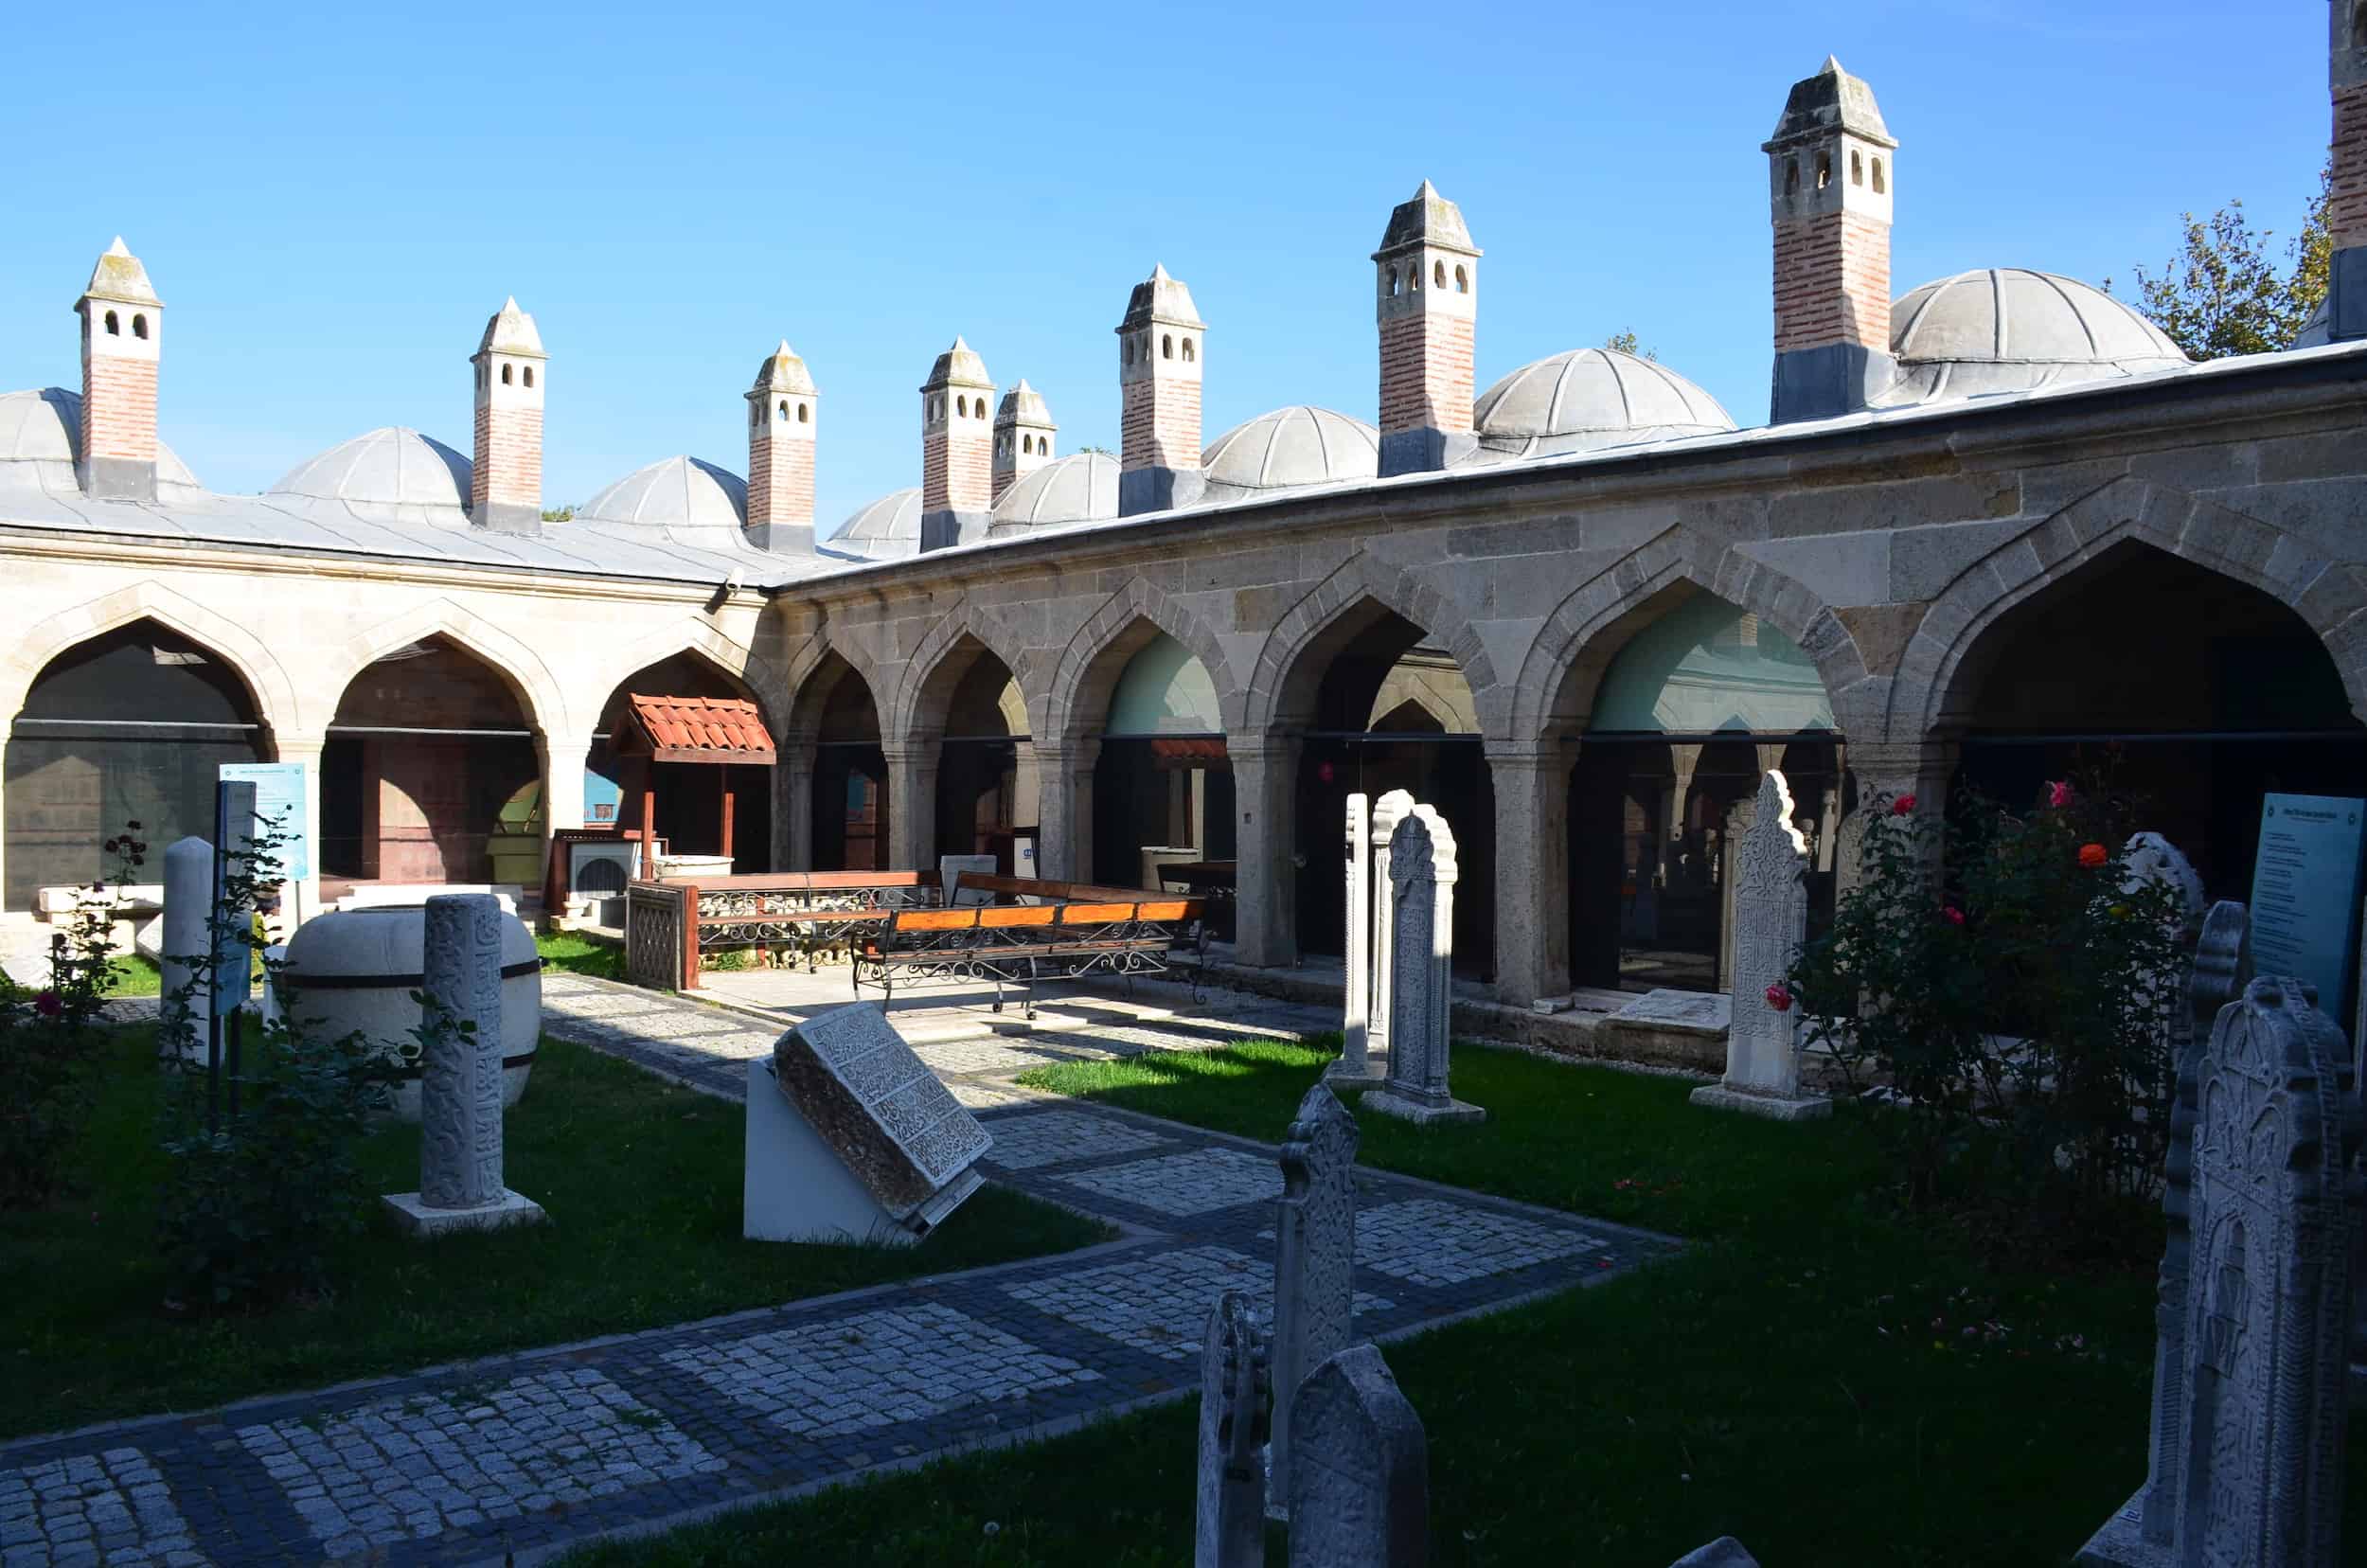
851, 887, 1206, 1016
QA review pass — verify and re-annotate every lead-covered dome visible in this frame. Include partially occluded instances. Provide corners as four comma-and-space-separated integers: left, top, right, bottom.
991, 451, 1119, 532
1470, 348, 1735, 460
578, 455, 748, 544
831, 487, 922, 559
1198, 406, 1379, 504
1882, 269, 2189, 403
0, 387, 202, 492
267, 427, 470, 522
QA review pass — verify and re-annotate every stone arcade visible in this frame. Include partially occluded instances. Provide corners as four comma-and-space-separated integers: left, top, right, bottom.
4, 23, 2367, 1043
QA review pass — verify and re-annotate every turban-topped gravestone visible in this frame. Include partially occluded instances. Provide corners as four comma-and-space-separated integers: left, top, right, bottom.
743, 1001, 991, 1245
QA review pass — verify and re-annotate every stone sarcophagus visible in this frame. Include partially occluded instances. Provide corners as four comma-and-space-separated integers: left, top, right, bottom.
743, 1001, 992, 1246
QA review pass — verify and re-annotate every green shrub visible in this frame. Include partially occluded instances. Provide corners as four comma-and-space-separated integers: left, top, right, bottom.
0, 829, 145, 1209
1789, 772, 2186, 1261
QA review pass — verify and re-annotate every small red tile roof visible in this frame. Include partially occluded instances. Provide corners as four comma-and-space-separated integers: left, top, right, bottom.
623, 693, 776, 764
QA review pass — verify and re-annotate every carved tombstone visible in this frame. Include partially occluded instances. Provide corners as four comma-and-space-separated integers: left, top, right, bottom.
1830, 808, 1869, 903
158, 835, 213, 1060
2078, 974, 2362, 1568
1717, 792, 1757, 990
1327, 794, 1384, 1089
1363, 790, 1417, 1078
1364, 810, 1484, 1126
1268, 1083, 1361, 1515
1287, 1345, 1428, 1568
1197, 1291, 1271, 1568
2125, 833, 2208, 927
1691, 772, 1828, 1121
744, 1001, 991, 1245
383, 895, 546, 1237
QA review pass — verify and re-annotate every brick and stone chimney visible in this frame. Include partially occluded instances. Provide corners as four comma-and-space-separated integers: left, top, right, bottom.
470, 297, 546, 533
992, 380, 1056, 503
1373, 182, 1480, 476
2332, 0, 2367, 340
919, 337, 994, 550
72, 238, 163, 501
1116, 265, 1206, 516
746, 340, 817, 550
1765, 57, 1897, 422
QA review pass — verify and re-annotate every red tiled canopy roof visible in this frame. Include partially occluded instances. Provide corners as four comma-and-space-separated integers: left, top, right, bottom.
622, 694, 776, 765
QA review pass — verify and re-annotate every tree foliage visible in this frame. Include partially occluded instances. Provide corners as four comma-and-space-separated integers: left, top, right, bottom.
1602, 330, 1656, 360
2110, 163, 2331, 360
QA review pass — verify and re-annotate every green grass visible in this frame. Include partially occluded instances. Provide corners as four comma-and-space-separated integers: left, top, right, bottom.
0, 1028, 1108, 1438
102, 954, 161, 996
538, 930, 626, 982
566, 1038, 2367, 1568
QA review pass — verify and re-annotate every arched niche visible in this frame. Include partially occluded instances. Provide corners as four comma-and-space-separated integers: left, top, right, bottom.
1566, 590, 1846, 994
936, 642, 1036, 869
1090, 632, 1237, 928
808, 655, 887, 872
321, 635, 537, 887
4, 619, 267, 910
590, 650, 774, 875
1947, 542, 2367, 906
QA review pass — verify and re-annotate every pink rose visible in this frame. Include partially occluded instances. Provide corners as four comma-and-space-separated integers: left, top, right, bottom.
1764, 983, 1793, 1012
1890, 794, 1917, 816
33, 990, 62, 1019
2046, 780, 2073, 809
1942, 906, 1965, 926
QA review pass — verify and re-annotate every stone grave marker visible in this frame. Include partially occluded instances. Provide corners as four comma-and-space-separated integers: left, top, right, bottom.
158, 835, 212, 1060
744, 1000, 990, 1245
1268, 1082, 1361, 1516
1668, 1541, 1761, 1568
383, 895, 547, 1237
1286, 1344, 1428, 1568
1364, 790, 1417, 1080
2077, 974, 2362, 1567
1364, 809, 1484, 1126
1691, 771, 1828, 1121
1830, 807, 1869, 903
1196, 1290, 1270, 1568
2124, 832, 2207, 925
1717, 790, 1757, 990
1326, 793, 1385, 1090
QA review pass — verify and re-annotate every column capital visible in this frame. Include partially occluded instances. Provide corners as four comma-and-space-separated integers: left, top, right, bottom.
881, 736, 943, 766
272, 733, 331, 758
1482, 736, 1576, 768
1224, 730, 1303, 767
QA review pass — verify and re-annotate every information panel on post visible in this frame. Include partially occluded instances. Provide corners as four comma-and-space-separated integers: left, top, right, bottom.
219, 760, 311, 883
2247, 793, 2365, 1028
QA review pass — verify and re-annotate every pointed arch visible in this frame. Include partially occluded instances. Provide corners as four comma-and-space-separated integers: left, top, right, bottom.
1043, 578, 1245, 742
1895, 475, 2367, 739
332, 598, 570, 739
3, 579, 302, 740
1508, 526, 1872, 745
888, 596, 1042, 742
593, 617, 791, 738
783, 626, 890, 740
1241, 553, 1504, 736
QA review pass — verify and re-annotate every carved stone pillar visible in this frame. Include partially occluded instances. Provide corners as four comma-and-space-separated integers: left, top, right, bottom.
1031, 737, 1101, 882
1486, 739, 1574, 1007
1229, 732, 1302, 968
882, 738, 941, 874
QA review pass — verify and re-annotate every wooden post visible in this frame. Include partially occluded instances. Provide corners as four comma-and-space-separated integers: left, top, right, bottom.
681, 882, 702, 990
721, 769, 736, 864
641, 787, 657, 873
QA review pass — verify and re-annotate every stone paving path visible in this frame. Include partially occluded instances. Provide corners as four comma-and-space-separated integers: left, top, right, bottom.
1, 972, 1675, 1567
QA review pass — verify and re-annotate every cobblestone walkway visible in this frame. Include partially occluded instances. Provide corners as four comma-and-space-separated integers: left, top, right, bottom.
2, 973, 1674, 1567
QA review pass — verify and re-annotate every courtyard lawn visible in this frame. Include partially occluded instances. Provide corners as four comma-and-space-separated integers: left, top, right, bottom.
564, 1040, 2367, 1568
0, 1027, 1108, 1440
537, 929, 627, 982
102, 954, 162, 995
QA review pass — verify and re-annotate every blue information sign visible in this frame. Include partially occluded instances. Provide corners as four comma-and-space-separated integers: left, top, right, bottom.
2247, 793, 2365, 1025
219, 761, 311, 882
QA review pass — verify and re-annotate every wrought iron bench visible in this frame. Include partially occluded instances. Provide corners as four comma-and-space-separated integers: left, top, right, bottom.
625, 872, 942, 990
851, 883, 1205, 1017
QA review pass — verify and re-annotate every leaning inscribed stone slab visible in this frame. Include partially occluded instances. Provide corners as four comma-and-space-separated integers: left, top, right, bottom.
2077, 974, 2362, 1568
1196, 1291, 1270, 1568
1268, 1083, 1361, 1518
767, 1001, 991, 1228
1611, 989, 1731, 1036
1287, 1345, 1427, 1568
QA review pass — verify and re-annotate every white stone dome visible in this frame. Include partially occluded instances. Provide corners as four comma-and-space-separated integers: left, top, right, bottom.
578, 455, 748, 539
991, 452, 1119, 530
1199, 406, 1379, 502
0, 387, 202, 490
831, 487, 922, 558
1882, 269, 2190, 403
267, 427, 471, 517
1471, 348, 1735, 459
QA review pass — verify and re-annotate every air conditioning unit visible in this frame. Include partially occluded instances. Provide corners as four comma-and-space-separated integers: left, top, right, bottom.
569, 841, 640, 925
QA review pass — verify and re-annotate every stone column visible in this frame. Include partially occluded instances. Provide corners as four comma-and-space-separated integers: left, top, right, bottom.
1031, 737, 1100, 882
1230, 732, 1302, 968
535, 730, 592, 904
383, 894, 545, 1236
267, 733, 327, 922
881, 738, 941, 874
776, 736, 816, 872
1486, 740, 1572, 1007
1845, 737, 1958, 879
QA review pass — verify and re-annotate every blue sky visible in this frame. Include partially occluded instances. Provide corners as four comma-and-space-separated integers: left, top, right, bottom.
0, 1, 2333, 533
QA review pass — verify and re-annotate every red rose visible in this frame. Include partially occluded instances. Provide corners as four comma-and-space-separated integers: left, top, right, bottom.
2077, 843, 2108, 869
1890, 794, 1917, 816
32, 990, 62, 1019
2046, 781, 2073, 809
1764, 983, 1793, 1012
1942, 906, 1965, 926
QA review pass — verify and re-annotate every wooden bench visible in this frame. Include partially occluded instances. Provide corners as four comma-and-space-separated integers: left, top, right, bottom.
852, 883, 1206, 1016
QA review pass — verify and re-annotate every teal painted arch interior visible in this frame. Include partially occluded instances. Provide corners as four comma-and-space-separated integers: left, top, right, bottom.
1104, 633, 1222, 737
1589, 594, 1835, 736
